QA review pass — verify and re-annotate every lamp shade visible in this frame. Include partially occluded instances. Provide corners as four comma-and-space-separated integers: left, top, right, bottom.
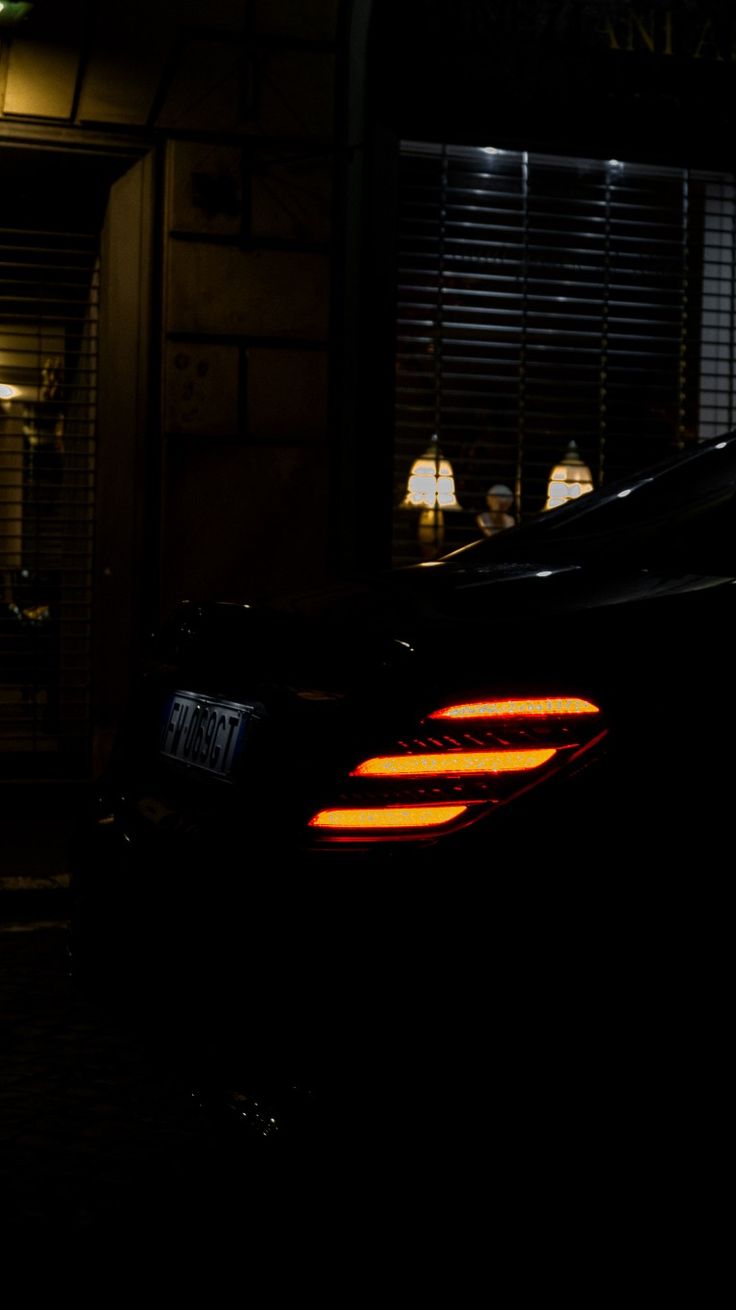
401, 436, 461, 511
545, 441, 594, 511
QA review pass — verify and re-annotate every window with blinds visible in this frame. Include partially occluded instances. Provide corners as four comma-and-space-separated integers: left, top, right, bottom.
0, 221, 98, 768
393, 142, 736, 563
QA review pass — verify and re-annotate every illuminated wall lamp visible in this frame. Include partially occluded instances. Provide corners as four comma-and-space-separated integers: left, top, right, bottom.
545, 441, 594, 511
402, 434, 461, 557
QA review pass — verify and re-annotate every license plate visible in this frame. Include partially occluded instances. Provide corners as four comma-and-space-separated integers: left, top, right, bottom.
160, 691, 254, 777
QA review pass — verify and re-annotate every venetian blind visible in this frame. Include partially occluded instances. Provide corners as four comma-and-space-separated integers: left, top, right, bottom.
393, 142, 736, 563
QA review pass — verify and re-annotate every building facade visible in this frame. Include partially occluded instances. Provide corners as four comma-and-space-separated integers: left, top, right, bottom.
1, 0, 735, 775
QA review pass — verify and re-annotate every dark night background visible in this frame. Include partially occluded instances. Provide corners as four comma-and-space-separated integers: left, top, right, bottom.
0, 0, 732, 1244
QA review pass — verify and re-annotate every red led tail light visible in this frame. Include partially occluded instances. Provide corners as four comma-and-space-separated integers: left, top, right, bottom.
429, 698, 599, 720
307, 693, 605, 842
309, 804, 468, 831
350, 749, 556, 777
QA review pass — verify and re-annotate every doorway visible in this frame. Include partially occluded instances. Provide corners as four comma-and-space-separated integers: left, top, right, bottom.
0, 145, 152, 778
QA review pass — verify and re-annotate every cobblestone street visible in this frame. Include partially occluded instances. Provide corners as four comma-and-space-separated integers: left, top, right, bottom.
0, 907, 448, 1273
0, 915, 300, 1235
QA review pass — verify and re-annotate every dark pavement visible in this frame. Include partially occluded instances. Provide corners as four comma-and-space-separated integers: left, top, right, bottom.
0, 912, 343, 1241
0, 920, 234, 1232
0, 908, 484, 1269
0, 787, 724, 1260
0, 884, 423, 1253
0, 784, 438, 1247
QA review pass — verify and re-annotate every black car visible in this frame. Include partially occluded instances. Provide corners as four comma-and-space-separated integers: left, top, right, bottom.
70, 432, 735, 1161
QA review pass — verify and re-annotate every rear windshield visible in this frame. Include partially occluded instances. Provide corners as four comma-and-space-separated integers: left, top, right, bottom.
444, 435, 736, 574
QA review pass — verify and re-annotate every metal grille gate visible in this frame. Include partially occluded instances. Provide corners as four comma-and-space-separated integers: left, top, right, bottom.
393, 142, 736, 563
0, 214, 99, 771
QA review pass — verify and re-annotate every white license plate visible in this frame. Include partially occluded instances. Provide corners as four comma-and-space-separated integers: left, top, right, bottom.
160, 691, 253, 776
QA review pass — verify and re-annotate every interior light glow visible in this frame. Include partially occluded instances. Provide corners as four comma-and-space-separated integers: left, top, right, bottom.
309, 805, 468, 830
545, 441, 594, 511
401, 437, 460, 510
429, 698, 600, 720
0, 383, 15, 399
351, 749, 556, 777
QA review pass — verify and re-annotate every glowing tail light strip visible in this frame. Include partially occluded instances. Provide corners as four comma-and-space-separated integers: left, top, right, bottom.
429, 697, 599, 720
351, 748, 556, 777
309, 804, 468, 830
309, 694, 602, 839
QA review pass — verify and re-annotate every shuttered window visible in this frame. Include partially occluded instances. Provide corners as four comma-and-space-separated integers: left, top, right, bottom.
0, 220, 98, 767
393, 142, 736, 562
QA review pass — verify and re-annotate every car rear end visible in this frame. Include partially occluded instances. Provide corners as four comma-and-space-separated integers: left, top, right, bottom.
70, 433, 736, 1157
71, 579, 622, 1130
